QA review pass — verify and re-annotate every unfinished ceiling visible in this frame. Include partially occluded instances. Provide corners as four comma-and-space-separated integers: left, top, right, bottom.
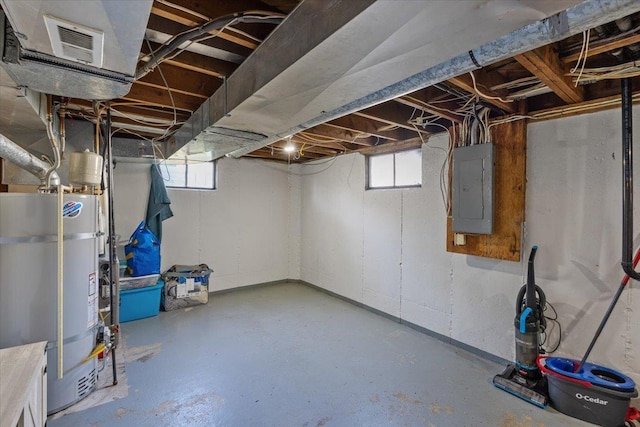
2, 0, 640, 163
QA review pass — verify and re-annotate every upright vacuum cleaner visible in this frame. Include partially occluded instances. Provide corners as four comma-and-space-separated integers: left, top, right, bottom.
493, 245, 549, 408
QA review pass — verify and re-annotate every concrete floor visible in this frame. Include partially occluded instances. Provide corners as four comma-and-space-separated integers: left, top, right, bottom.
48, 281, 595, 427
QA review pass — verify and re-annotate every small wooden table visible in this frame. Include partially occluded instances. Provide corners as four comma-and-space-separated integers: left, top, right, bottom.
0, 341, 47, 427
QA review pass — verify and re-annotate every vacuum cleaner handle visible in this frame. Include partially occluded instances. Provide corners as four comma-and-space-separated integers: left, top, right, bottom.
526, 246, 538, 310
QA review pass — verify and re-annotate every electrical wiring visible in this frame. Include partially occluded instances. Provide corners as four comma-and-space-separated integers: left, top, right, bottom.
402, 95, 467, 118
541, 302, 562, 354
533, 92, 640, 119
136, 12, 284, 80
157, 22, 233, 64
506, 82, 550, 101
570, 30, 589, 74
297, 132, 338, 142
488, 114, 535, 129
491, 76, 540, 92
567, 60, 640, 81
409, 116, 453, 214
144, 38, 177, 144
468, 70, 513, 104
574, 29, 591, 87
109, 107, 185, 128
226, 26, 263, 43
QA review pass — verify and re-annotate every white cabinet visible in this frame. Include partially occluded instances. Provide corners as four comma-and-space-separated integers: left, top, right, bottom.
0, 342, 47, 427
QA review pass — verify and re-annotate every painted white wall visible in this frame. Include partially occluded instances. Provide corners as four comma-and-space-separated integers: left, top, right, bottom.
113, 157, 298, 291
112, 106, 638, 383
298, 106, 639, 384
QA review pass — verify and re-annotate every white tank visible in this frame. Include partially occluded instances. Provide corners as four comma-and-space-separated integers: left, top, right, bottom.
0, 193, 99, 414
69, 150, 103, 186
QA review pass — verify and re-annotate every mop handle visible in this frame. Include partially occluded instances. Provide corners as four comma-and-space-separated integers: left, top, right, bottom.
576, 247, 640, 373
622, 248, 640, 286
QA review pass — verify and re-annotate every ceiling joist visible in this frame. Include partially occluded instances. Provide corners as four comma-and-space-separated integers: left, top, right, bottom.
515, 45, 585, 104
448, 73, 516, 113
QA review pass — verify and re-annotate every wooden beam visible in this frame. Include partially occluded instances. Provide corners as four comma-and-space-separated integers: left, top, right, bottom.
67, 99, 190, 123
563, 33, 640, 63
325, 115, 414, 141
156, 0, 282, 41
142, 42, 238, 77
146, 15, 253, 59
354, 101, 429, 132
122, 84, 203, 112
515, 44, 584, 104
307, 124, 377, 147
271, 140, 339, 157
395, 95, 463, 124
137, 63, 222, 99
530, 91, 640, 121
246, 147, 323, 162
448, 73, 516, 113
150, 2, 260, 49
293, 134, 347, 151
158, 0, 283, 19
356, 138, 423, 156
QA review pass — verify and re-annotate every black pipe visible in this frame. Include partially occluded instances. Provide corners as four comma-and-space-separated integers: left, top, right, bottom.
621, 78, 640, 280
106, 107, 119, 385
577, 78, 640, 372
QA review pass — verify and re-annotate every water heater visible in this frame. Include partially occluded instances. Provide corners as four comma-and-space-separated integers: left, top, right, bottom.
0, 193, 99, 414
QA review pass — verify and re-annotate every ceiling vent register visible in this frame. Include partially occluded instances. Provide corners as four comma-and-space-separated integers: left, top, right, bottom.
44, 16, 104, 68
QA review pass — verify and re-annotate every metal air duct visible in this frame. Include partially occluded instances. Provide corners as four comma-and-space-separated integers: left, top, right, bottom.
0, 133, 59, 187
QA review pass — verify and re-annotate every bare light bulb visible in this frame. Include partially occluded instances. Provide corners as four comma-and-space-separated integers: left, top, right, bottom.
284, 142, 295, 153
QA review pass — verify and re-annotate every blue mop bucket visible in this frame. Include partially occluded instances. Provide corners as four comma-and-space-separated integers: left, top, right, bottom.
538, 356, 637, 427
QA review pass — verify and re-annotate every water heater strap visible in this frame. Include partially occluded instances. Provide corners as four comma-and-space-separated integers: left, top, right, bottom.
45, 328, 96, 351
0, 232, 100, 244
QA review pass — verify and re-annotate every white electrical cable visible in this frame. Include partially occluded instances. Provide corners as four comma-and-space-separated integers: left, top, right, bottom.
469, 71, 513, 104
574, 29, 591, 87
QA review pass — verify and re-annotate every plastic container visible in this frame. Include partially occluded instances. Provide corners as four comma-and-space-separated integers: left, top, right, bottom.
119, 273, 159, 291
539, 356, 638, 427
161, 264, 212, 311
120, 281, 163, 322
118, 258, 127, 277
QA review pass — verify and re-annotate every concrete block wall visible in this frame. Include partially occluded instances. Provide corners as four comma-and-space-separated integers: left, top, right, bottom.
297, 106, 639, 384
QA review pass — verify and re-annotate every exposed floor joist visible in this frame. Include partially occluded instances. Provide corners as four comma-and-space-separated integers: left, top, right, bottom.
38, 1, 640, 163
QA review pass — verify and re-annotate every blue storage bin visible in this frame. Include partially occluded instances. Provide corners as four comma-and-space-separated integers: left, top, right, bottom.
120, 281, 163, 322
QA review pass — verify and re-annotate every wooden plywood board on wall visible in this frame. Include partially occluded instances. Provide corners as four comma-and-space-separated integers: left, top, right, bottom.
446, 120, 526, 262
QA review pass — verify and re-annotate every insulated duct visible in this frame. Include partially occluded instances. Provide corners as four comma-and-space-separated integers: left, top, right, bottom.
226, 0, 640, 158
0, 133, 59, 187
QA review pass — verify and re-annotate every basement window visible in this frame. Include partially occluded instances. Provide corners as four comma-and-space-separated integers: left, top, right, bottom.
160, 159, 216, 190
367, 148, 422, 189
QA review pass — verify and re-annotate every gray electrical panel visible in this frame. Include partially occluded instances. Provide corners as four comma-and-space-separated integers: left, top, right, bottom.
452, 143, 494, 234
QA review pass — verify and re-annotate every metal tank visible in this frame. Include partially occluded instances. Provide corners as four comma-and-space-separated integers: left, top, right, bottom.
0, 193, 99, 414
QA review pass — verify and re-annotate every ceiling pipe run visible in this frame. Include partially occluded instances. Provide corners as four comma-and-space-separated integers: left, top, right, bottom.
227, 0, 640, 158
0, 133, 60, 188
